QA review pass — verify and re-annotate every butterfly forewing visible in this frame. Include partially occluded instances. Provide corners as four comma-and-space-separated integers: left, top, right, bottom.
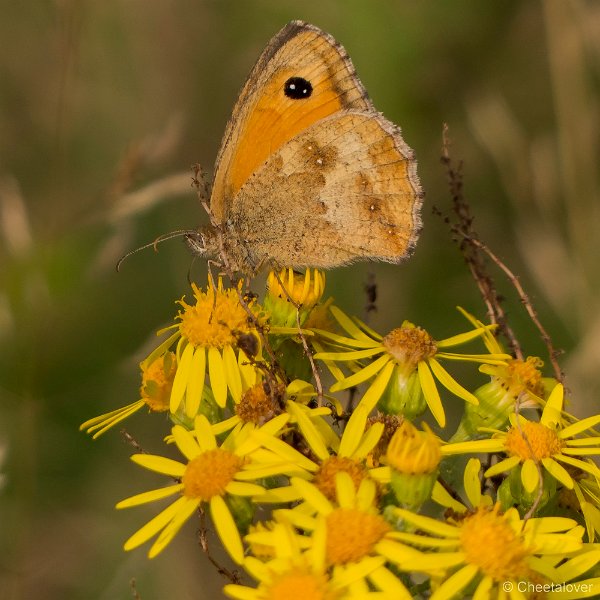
210, 21, 371, 220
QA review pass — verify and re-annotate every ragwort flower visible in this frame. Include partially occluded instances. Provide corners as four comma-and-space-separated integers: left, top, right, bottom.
313, 307, 509, 427
394, 503, 599, 599
224, 518, 390, 600
254, 399, 390, 505
116, 413, 290, 562
452, 308, 552, 441
264, 268, 326, 328
158, 277, 263, 418
261, 473, 418, 598
443, 384, 600, 499
80, 351, 176, 438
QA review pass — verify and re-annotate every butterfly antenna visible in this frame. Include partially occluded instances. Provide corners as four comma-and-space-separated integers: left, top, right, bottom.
116, 229, 197, 272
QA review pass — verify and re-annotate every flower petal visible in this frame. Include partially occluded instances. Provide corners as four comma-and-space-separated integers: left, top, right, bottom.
170, 343, 194, 413
194, 414, 217, 451
542, 457, 574, 488
430, 564, 479, 600
428, 358, 479, 405
444, 439, 506, 456
368, 565, 412, 598
335, 471, 356, 508
339, 405, 369, 458
353, 360, 395, 417
484, 456, 521, 477
394, 507, 459, 538
431, 481, 467, 513
418, 360, 445, 427
330, 354, 392, 393
353, 422, 384, 460
130, 453, 186, 477
123, 495, 188, 551
555, 454, 600, 478
330, 305, 378, 342
148, 497, 199, 557
222, 584, 257, 600
116, 483, 184, 508
522, 458, 540, 493
291, 477, 333, 515
223, 345, 242, 402
82, 400, 146, 439
464, 458, 482, 507
554, 551, 600, 582
286, 400, 329, 461
172, 425, 201, 461
436, 326, 494, 348
558, 415, 600, 444
185, 346, 205, 418
314, 347, 386, 361
210, 495, 244, 563
225, 481, 264, 496
541, 383, 564, 426
208, 347, 228, 407
250, 432, 318, 472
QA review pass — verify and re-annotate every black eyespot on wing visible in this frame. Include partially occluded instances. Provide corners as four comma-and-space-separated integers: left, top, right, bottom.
284, 76, 313, 99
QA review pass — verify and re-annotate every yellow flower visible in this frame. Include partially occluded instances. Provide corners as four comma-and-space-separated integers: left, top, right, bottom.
566, 474, 600, 542
156, 277, 263, 418
443, 384, 600, 496
254, 399, 390, 505
116, 413, 291, 562
224, 518, 389, 600
264, 268, 326, 328
386, 421, 442, 508
211, 378, 331, 440
394, 503, 599, 599
80, 351, 176, 438
451, 308, 553, 441
313, 306, 509, 427
252, 473, 417, 598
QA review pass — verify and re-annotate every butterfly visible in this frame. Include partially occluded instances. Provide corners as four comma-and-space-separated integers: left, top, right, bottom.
188, 20, 423, 274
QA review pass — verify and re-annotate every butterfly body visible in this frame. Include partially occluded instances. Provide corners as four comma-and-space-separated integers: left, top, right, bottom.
192, 21, 423, 274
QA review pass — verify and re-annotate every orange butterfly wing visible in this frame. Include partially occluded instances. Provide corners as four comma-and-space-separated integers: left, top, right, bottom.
210, 21, 372, 220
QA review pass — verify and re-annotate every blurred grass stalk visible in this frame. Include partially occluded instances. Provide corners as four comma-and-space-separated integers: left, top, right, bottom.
466, 0, 600, 412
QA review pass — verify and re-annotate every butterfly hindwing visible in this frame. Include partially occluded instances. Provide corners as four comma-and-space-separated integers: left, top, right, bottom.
221, 110, 422, 270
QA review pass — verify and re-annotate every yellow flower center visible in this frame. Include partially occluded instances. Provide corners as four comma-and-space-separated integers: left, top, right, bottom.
313, 457, 367, 502
325, 508, 390, 564
263, 567, 340, 600
459, 505, 531, 582
386, 420, 441, 474
178, 281, 255, 349
236, 382, 282, 424
382, 323, 437, 368
182, 448, 243, 500
503, 356, 545, 399
140, 352, 176, 412
504, 421, 564, 461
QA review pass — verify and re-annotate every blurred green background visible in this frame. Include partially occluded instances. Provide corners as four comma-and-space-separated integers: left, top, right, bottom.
1, 1, 599, 598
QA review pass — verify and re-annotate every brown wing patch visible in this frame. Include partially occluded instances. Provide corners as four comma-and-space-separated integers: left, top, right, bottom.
300, 139, 338, 172
210, 22, 372, 221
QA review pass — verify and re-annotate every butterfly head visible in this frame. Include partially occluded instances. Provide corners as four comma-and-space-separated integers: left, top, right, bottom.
185, 226, 218, 258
